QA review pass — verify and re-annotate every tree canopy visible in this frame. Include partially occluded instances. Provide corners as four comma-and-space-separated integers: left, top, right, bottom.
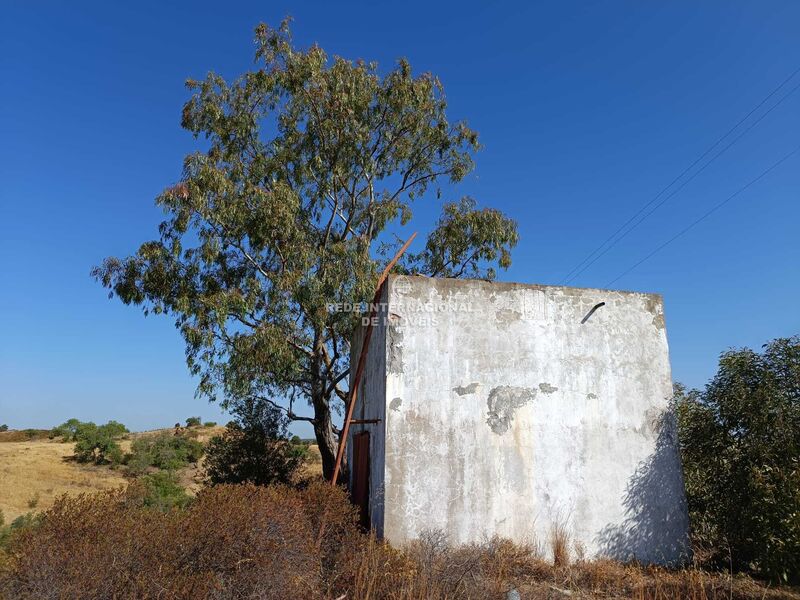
93, 20, 518, 477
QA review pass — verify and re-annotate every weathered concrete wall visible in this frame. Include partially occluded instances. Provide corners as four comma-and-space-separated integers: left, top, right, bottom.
354, 275, 689, 565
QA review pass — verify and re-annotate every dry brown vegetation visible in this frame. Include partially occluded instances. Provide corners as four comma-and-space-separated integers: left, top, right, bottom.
1, 481, 797, 600
1, 428, 794, 598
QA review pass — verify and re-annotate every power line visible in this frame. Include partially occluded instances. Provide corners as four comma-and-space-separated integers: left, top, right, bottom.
605, 144, 800, 287
562, 65, 800, 284
564, 77, 800, 285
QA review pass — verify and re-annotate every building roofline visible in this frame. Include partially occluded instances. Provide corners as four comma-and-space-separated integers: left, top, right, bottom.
386, 274, 663, 300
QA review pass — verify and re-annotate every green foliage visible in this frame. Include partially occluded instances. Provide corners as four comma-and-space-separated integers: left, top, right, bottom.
51, 418, 83, 442
54, 418, 128, 448
92, 19, 518, 479
203, 421, 217, 427
73, 421, 128, 465
0, 424, 8, 432
0, 512, 41, 549
128, 432, 204, 474
205, 399, 303, 486
185, 416, 202, 427
140, 471, 192, 511
101, 420, 129, 439
404, 197, 517, 280
677, 336, 800, 581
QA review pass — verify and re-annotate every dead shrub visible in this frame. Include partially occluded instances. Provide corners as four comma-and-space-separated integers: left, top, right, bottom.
0, 481, 359, 599
550, 521, 570, 568
1, 485, 796, 600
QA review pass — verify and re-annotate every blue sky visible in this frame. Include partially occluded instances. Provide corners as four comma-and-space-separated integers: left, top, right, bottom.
1, 1, 798, 436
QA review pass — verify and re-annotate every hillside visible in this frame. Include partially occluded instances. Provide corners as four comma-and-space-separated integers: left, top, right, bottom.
0, 426, 318, 523
0, 426, 323, 524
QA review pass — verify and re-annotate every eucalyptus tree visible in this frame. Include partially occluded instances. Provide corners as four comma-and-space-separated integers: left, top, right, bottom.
94, 20, 518, 478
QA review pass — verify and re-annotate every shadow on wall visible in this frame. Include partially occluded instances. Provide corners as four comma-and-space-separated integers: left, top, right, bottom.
595, 407, 691, 566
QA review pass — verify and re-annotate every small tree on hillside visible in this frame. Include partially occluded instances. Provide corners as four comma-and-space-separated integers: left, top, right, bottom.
92, 20, 518, 478
50, 418, 83, 442
73, 421, 129, 465
676, 336, 800, 581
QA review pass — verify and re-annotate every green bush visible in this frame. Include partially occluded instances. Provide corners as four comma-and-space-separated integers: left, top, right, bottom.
0, 424, 8, 432
128, 432, 204, 474
185, 416, 202, 428
204, 400, 304, 486
50, 418, 83, 442
677, 336, 800, 582
203, 421, 217, 427
101, 420, 129, 439
140, 471, 192, 511
73, 421, 127, 465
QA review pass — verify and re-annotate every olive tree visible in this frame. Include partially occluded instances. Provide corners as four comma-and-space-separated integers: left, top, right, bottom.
93, 20, 518, 478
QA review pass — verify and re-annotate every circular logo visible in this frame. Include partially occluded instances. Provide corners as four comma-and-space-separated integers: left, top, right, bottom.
393, 274, 412, 295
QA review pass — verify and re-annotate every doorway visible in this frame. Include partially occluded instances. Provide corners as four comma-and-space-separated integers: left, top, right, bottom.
351, 431, 370, 529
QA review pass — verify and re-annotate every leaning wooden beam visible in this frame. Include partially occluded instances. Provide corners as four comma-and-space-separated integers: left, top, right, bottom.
330, 232, 417, 486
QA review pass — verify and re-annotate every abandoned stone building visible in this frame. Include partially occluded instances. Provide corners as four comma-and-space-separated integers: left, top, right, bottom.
347, 275, 690, 565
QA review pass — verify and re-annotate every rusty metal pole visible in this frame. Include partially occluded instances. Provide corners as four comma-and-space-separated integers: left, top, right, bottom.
330, 232, 417, 486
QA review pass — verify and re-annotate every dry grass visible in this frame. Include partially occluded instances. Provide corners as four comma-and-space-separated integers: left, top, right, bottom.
550, 521, 570, 568
0, 438, 128, 523
299, 443, 324, 479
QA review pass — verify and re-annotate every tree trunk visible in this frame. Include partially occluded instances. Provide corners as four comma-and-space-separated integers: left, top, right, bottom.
312, 392, 339, 480
310, 328, 347, 481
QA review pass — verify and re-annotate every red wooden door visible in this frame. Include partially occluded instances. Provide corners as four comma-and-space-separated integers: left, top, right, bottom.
351, 431, 370, 529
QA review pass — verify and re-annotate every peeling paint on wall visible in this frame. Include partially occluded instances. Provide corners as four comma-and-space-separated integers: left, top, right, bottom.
389, 397, 403, 411
486, 385, 537, 434
652, 313, 666, 331
539, 382, 558, 394
495, 309, 522, 328
453, 382, 481, 396
645, 296, 666, 331
387, 320, 404, 374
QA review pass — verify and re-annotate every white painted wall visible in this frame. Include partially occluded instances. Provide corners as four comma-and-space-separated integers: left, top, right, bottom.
352, 275, 690, 565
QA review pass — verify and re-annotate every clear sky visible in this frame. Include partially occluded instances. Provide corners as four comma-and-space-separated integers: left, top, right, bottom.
1, 1, 798, 436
